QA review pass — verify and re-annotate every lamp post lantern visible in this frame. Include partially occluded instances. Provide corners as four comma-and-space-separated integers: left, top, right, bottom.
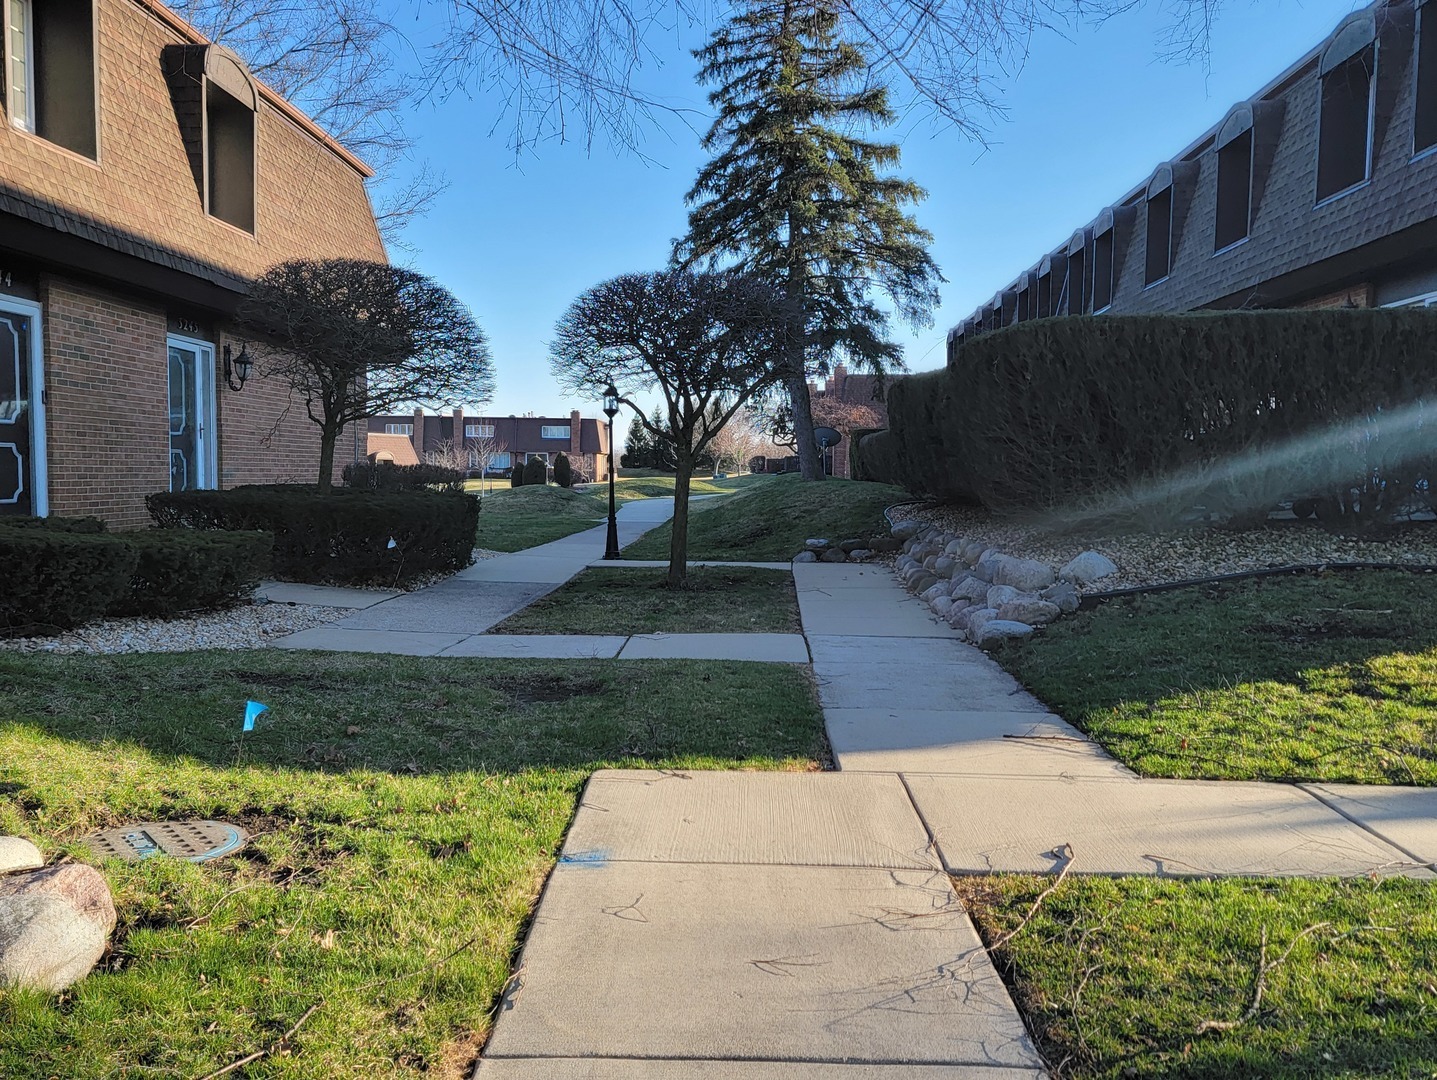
602, 383, 621, 560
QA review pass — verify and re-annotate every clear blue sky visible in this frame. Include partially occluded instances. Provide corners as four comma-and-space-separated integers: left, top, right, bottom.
395, 0, 1363, 419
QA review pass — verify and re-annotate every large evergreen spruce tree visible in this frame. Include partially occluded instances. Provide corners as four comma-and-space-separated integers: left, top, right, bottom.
678, 0, 942, 480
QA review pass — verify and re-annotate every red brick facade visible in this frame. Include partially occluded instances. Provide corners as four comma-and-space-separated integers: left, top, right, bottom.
0, 0, 384, 526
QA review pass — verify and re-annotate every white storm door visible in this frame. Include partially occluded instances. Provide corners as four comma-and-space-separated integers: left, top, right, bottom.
0, 296, 45, 516
166, 335, 216, 492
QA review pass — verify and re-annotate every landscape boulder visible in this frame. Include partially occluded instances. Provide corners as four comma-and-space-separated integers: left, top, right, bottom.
891, 521, 922, 540
996, 598, 1062, 626
931, 596, 954, 618
985, 584, 1029, 610
1041, 581, 1081, 614
965, 607, 999, 638
820, 548, 848, 563
848, 549, 873, 562
921, 583, 948, 604
0, 864, 115, 993
839, 538, 866, 553
976, 620, 1037, 647
1060, 551, 1119, 587
792, 551, 818, 563
950, 576, 991, 603
990, 556, 1056, 592
868, 537, 901, 553
0, 838, 43, 876
933, 556, 958, 578
805, 538, 830, 549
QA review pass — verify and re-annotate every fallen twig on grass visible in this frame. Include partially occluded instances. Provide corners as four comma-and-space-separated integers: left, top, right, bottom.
1196, 922, 1330, 1035
988, 844, 1075, 955
196, 1002, 322, 1080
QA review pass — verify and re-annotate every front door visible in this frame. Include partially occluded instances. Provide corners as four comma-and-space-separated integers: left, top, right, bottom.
0, 298, 43, 517
167, 335, 215, 491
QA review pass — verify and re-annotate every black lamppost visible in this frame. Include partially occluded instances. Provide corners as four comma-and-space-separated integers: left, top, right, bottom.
602, 382, 621, 560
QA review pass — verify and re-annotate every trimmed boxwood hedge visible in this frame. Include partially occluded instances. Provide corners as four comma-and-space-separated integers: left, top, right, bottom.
860, 310, 1437, 525
0, 518, 271, 634
0, 525, 137, 635
341, 461, 465, 492
116, 530, 273, 617
147, 485, 480, 586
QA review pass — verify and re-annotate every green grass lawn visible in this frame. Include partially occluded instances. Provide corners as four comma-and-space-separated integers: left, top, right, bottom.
0, 650, 823, 1078
990, 571, 1437, 785
623, 475, 907, 561
491, 566, 801, 635
474, 484, 607, 551
958, 873, 1437, 1078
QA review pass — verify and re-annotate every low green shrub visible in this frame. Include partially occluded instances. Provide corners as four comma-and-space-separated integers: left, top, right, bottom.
854, 429, 902, 487
0, 515, 109, 533
147, 486, 480, 586
554, 452, 573, 488
116, 530, 273, 616
522, 457, 548, 486
847, 428, 880, 481
342, 461, 464, 492
0, 526, 136, 635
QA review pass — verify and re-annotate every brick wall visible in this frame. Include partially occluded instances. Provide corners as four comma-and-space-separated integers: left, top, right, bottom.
215, 332, 352, 489
41, 278, 169, 529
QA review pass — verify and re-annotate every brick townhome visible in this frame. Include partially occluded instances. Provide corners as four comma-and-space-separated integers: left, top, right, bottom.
805, 364, 896, 479
368, 410, 614, 481
0, 0, 385, 527
949, 0, 1437, 355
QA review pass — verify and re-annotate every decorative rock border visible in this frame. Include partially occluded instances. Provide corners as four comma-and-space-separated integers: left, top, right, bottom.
0, 840, 115, 992
890, 519, 1118, 647
792, 535, 902, 564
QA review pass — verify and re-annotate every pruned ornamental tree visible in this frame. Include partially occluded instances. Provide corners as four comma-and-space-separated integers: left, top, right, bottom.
551, 269, 782, 585
678, 0, 942, 481
238, 259, 494, 491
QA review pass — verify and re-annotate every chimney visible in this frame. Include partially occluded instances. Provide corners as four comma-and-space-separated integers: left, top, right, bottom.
570, 409, 582, 462
453, 406, 464, 446
412, 407, 425, 455
832, 363, 847, 395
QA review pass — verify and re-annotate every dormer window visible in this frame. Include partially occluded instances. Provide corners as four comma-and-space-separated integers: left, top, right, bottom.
1316, 11, 1377, 202
1065, 232, 1087, 315
1092, 219, 1115, 312
1417, 0, 1436, 155
1215, 106, 1255, 250
1145, 167, 1174, 285
164, 45, 258, 233
5, 0, 97, 157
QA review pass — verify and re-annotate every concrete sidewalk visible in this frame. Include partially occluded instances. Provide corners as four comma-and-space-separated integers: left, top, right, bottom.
276, 499, 674, 652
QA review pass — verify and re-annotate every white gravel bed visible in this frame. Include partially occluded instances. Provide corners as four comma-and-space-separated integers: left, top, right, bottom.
890, 502, 1437, 591
0, 602, 347, 655
473, 548, 504, 561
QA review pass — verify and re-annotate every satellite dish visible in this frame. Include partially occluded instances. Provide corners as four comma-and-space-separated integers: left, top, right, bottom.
813, 426, 842, 449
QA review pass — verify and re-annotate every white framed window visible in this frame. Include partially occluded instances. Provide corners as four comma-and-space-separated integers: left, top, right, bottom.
466, 423, 494, 438
492, 452, 512, 469
7, 0, 34, 131
540, 425, 570, 440
384, 423, 413, 436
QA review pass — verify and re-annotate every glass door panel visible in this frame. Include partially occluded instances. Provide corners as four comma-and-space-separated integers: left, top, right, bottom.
167, 338, 213, 492
0, 309, 33, 515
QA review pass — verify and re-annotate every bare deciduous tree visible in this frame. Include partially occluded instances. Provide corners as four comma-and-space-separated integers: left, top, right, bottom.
705, 406, 766, 474
432, 0, 1228, 154
238, 259, 495, 490
550, 269, 782, 584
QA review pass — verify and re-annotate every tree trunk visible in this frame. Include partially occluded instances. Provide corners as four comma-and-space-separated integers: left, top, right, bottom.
667, 459, 693, 587
787, 374, 824, 481
317, 426, 339, 492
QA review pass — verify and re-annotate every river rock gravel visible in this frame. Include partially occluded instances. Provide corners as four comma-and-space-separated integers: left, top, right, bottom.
0, 603, 347, 656
890, 503, 1437, 591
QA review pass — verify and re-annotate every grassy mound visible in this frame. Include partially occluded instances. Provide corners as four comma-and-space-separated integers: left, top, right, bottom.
474, 485, 607, 551
623, 475, 907, 561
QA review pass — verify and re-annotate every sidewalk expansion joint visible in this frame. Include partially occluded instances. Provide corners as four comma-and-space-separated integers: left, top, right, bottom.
1297, 783, 1436, 870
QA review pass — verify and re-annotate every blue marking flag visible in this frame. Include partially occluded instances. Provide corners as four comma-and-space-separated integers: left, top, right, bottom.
243, 700, 270, 733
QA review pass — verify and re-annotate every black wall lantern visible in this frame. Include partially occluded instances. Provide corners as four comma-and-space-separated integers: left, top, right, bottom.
223, 343, 253, 392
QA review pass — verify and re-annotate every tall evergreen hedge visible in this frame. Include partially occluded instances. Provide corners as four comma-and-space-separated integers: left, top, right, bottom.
859, 310, 1437, 525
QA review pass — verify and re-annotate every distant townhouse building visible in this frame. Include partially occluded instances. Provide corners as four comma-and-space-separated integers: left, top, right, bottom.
0, 0, 385, 527
367, 409, 613, 481
948, 0, 1437, 360
806, 364, 896, 479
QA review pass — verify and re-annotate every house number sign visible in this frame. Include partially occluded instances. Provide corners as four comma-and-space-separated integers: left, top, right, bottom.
171, 316, 203, 335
